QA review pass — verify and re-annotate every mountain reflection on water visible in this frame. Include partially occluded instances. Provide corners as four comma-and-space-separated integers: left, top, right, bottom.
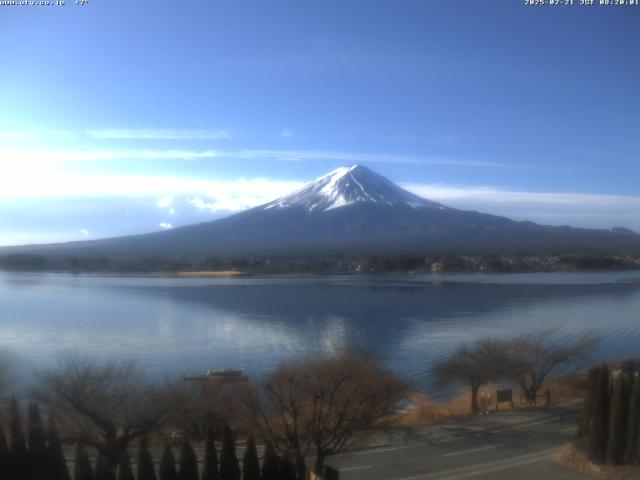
1, 271, 640, 393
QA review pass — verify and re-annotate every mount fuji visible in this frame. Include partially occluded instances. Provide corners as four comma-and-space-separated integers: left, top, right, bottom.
3, 165, 640, 259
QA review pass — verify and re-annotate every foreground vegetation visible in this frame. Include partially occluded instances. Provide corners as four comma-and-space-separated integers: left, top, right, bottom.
0, 353, 405, 480
0, 330, 607, 479
553, 359, 640, 479
579, 360, 640, 466
434, 330, 596, 415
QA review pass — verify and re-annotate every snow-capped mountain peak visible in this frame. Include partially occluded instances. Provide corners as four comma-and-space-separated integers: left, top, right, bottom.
262, 164, 444, 212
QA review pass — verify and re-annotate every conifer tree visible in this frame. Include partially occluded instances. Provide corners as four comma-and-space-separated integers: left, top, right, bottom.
607, 373, 630, 464
179, 438, 199, 480
0, 425, 10, 480
260, 444, 279, 480
220, 425, 240, 480
29, 402, 49, 479
624, 375, 640, 464
10, 397, 31, 480
580, 367, 599, 438
278, 459, 297, 480
75, 444, 95, 480
117, 450, 135, 480
137, 438, 158, 480
95, 453, 108, 480
587, 365, 610, 464
95, 453, 116, 480
242, 437, 260, 480
159, 445, 179, 480
47, 414, 71, 480
201, 432, 219, 480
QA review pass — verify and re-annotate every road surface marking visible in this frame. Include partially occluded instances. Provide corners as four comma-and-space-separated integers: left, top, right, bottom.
353, 446, 402, 455
442, 443, 503, 457
391, 448, 559, 480
490, 418, 557, 433
438, 452, 554, 479
332, 416, 568, 459
348, 438, 456, 456
340, 465, 372, 472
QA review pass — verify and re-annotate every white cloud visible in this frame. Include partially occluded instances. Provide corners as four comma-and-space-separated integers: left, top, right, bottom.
186, 177, 304, 212
156, 197, 174, 208
280, 128, 294, 139
159, 223, 173, 229
0, 147, 534, 169
0, 169, 305, 206
85, 128, 234, 140
80, 229, 89, 236
402, 183, 640, 208
401, 183, 640, 230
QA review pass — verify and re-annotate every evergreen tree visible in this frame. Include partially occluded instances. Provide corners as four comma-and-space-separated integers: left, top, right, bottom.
117, 451, 135, 480
260, 444, 279, 480
201, 432, 219, 480
580, 367, 599, 438
242, 437, 260, 480
74, 444, 95, 480
47, 414, 71, 480
10, 397, 31, 480
95, 453, 108, 480
178, 438, 199, 480
607, 373, 630, 464
137, 438, 157, 480
29, 402, 49, 480
278, 459, 297, 480
96, 452, 116, 480
624, 375, 640, 464
0, 425, 10, 480
159, 445, 179, 480
219, 425, 240, 480
587, 365, 610, 464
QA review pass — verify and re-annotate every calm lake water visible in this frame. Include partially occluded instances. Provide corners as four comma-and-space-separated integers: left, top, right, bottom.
1, 270, 640, 392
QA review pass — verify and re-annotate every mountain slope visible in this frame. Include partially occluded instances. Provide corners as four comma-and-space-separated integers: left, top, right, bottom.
2, 165, 640, 258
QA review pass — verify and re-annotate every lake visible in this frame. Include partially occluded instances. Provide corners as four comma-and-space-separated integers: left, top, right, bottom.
1, 270, 640, 393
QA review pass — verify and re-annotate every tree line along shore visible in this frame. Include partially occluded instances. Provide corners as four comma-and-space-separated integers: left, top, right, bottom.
0, 329, 626, 480
1, 253, 640, 275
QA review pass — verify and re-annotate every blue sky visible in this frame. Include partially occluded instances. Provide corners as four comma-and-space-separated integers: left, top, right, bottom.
1, 0, 639, 245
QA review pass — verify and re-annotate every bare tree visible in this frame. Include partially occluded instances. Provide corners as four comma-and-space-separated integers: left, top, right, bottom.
243, 353, 407, 478
35, 356, 175, 476
503, 330, 597, 406
433, 339, 504, 415
163, 377, 246, 440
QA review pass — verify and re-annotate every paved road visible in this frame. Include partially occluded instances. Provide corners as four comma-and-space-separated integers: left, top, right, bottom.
326, 406, 588, 480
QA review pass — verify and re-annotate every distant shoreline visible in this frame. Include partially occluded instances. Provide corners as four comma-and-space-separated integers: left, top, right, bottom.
1, 253, 639, 276
156, 270, 245, 278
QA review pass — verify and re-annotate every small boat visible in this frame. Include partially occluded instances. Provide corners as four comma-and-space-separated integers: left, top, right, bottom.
183, 368, 245, 381
206, 368, 244, 377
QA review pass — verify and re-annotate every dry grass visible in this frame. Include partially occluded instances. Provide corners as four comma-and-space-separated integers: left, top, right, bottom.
396, 390, 480, 426
554, 443, 640, 480
543, 373, 587, 405
395, 375, 588, 427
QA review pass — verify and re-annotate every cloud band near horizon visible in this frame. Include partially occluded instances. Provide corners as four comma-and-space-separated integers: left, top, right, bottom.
1, 170, 639, 247
0, 146, 537, 170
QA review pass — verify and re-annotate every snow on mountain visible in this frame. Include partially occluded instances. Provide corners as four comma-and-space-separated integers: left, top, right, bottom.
261, 164, 444, 212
